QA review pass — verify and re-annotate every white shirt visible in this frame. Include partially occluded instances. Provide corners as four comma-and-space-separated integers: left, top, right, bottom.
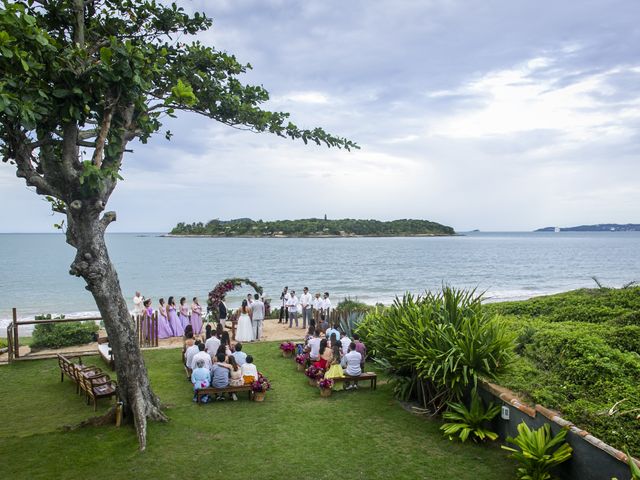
341, 350, 362, 376
191, 350, 212, 370
307, 337, 321, 359
232, 350, 247, 366
251, 300, 265, 320
281, 291, 290, 307
313, 297, 323, 310
322, 298, 332, 312
133, 295, 144, 315
205, 336, 221, 356
287, 295, 299, 312
300, 293, 312, 309
340, 336, 352, 355
185, 344, 199, 368
241, 362, 258, 379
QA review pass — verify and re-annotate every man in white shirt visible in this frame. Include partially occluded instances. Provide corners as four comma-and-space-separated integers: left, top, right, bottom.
205, 334, 221, 359
133, 291, 144, 317
287, 290, 299, 328
250, 293, 265, 340
322, 292, 332, 321
313, 292, 323, 326
190, 343, 212, 370
278, 287, 289, 324
299, 287, 313, 329
340, 331, 352, 356
306, 330, 322, 361
232, 342, 248, 366
241, 355, 258, 381
185, 340, 200, 370
341, 342, 362, 390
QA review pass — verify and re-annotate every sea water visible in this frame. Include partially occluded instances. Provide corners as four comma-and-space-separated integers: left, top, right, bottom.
1, 232, 639, 333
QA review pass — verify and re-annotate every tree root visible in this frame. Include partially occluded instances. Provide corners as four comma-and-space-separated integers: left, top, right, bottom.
62, 406, 118, 431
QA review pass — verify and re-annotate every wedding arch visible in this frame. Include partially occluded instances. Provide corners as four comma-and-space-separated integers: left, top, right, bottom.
207, 278, 264, 321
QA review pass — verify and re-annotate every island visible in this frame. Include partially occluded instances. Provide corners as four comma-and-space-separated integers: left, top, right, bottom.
168, 218, 455, 237
535, 224, 640, 232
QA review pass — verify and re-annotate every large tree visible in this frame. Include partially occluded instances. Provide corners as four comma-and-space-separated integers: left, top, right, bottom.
0, 0, 356, 449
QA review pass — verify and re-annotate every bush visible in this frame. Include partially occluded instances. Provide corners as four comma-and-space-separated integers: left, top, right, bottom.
336, 297, 373, 312
441, 390, 500, 443
31, 321, 99, 349
358, 287, 514, 412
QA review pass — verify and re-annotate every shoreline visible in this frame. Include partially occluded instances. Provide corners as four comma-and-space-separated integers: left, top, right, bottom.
162, 233, 457, 238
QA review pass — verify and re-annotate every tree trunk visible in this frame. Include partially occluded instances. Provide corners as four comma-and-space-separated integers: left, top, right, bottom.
67, 204, 166, 450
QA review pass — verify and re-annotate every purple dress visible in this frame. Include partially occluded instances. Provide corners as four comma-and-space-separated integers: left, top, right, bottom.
168, 305, 181, 337
191, 303, 203, 335
179, 304, 190, 332
157, 305, 173, 339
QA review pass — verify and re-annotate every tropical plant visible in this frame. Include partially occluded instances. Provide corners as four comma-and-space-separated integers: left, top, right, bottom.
440, 390, 500, 442
358, 287, 514, 412
339, 310, 367, 338
502, 422, 573, 480
32, 321, 99, 349
612, 448, 640, 480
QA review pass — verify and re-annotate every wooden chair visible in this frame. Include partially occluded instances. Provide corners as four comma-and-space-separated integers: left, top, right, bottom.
79, 372, 118, 411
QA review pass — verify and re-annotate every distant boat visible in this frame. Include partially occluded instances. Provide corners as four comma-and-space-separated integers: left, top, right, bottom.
554, 227, 561, 233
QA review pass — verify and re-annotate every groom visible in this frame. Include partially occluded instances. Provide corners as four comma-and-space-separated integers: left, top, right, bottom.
250, 293, 265, 340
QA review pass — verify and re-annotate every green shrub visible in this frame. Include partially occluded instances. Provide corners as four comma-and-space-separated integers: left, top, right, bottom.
31, 321, 99, 349
605, 326, 640, 354
336, 296, 373, 312
0, 338, 7, 349
358, 287, 514, 412
502, 422, 573, 480
441, 390, 500, 443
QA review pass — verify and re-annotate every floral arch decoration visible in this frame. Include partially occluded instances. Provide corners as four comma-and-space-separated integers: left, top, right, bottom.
207, 278, 264, 320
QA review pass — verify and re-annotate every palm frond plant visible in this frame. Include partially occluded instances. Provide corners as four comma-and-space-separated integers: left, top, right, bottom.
441, 389, 500, 442
502, 422, 573, 480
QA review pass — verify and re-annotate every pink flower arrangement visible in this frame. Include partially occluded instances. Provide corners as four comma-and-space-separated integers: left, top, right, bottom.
318, 378, 334, 390
279, 342, 296, 353
295, 353, 308, 365
304, 365, 325, 380
252, 373, 271, 392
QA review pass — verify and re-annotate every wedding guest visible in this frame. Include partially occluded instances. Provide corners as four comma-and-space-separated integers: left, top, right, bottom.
191, 359, 210, 402
158, 298, 172, 339
210, 352, 231, 400
250, 293, 265, 340
340, 331, 352, 356
313, 339, 331, 370
220, 331, 232, 356
241, 355, 258, 383
191, 297, 203, 336
318, 316, 329, 334
191, 342, 212, 370
325, 324, 340, 343
167, 296, 181, 337
232, 342, 247, 366
322, 292, 332, 321
183, 325, 195, 356
143, 298, 153, 318
205, 330, 221, 359
228, 357, 243, 401
133, 291, 144, 317
341, 343, 362, 390
179, 297, 190, 330
185, 339, 201, 371
299, 287, 312, 330
353, 334, 367, 370
304, 326, 315, 343
205, 324, 212, 340
215, 322, 224, 338
329, 332, 338, 350
324, 345, 345, 386
287, 290, 299, 328
306, 329, 322, 361
313, 292, 323, 325
279, 286, 289, 324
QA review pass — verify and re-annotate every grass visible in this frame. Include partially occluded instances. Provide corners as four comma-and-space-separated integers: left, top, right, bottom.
0, 342, 515, 479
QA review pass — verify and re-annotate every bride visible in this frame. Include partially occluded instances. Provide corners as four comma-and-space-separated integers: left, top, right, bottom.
235, 300, 254, 342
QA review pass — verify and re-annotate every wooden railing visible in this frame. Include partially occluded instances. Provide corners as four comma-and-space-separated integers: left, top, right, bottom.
135, 312, 158, 348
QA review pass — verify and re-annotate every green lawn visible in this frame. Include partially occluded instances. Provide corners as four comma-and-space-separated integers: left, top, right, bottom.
0, 342, 515, 479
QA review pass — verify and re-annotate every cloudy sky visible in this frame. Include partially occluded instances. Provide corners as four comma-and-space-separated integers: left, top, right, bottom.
2, 0, 639, 232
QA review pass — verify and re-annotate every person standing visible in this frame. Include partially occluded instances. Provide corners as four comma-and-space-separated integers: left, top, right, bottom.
157, 298, 173, 339
218, 295, 228, 326
167, 296, 181, 337
191, 297, 203, 336
287, 289, 299, 328
179, 297, 190, 331
246, 294, 254, 306
133, 291, 144, 317
279, 286, 289, 324
300, 287, 313, 330
322, 292, 332, 323
313, 292, 323, 326
235, 300, 254, 342
250, 293, 265, 340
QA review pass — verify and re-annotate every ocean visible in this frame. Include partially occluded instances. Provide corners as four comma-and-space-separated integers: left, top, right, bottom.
2, 231, 639, 334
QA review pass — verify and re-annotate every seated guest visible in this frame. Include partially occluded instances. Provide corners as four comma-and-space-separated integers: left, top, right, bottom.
210, 352, 231, 401
185, 339, 201, 371
328, 332, 338, 349
215, 322, 224, 338
205, 324, 213, 340
340, 342, 362, 390
325, 324, 340, 342
318, 317, 329, 334
220, 331, 232, 355
191, 359, 210, 401
191, 343, 212, 371
313, 339, 331, 370
306, 330, 322, 361
227, 357, 243, 401
205, 331, 221, 359
182, 326, 195, 362
324, 345, 345, 386
353, 334, 367, 370
304, 326, 315, 343
232, 342, 247, 366
241, 355, 258, 384
340, 331, 351, 356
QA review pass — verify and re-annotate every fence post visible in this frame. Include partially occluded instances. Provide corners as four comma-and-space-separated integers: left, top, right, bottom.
12, 308, 19, 359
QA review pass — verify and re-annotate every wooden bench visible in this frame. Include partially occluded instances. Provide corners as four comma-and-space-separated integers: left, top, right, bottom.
97, 338, 115, 370
78, 372, 118, 411
329, 372, 377, 390
196, 384, 254, 404
57, 354, 104, 394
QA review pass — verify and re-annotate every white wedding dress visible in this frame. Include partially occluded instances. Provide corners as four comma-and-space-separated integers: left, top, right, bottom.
235, 312, 254, 342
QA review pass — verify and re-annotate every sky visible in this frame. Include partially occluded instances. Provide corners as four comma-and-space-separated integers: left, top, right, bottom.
1, 0, 639, 232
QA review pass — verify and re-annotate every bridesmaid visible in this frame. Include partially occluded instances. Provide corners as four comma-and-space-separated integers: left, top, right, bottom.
179, 297, 190, 332
167, 296, 181, 337
191, 297, 203, 336
157, 298, 173, 339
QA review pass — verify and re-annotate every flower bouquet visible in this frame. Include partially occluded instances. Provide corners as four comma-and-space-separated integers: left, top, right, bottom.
295, 353, 308, 371
279, 341, 296, 357
304, 365, 324, 387
252, 373, 271, 402
318, 378, 334, 397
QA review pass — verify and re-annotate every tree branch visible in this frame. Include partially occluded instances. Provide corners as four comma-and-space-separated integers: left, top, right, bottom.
73, 0, 85, 46
91, 107, 113, 168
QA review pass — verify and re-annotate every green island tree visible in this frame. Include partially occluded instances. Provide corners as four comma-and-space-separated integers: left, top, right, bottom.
0, 0, 356, 450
